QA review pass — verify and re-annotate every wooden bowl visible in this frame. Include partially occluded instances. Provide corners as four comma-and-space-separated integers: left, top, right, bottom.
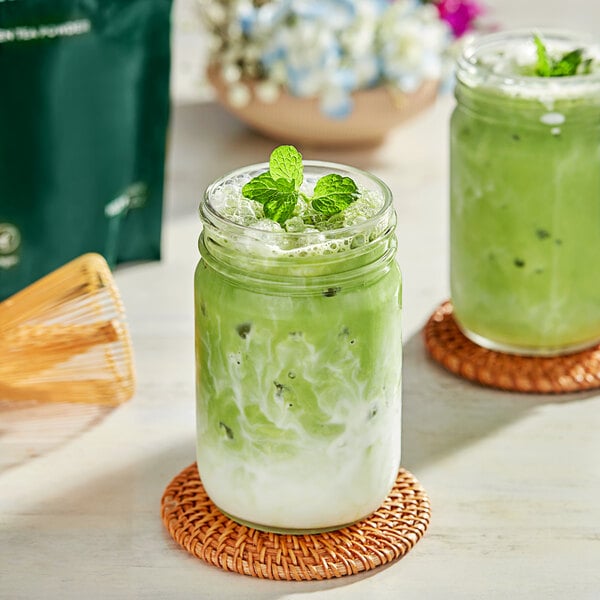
207, 65, 439, 148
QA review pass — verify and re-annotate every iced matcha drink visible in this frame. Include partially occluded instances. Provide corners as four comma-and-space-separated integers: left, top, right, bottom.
194, 148, 402, 532
451, 31, 600, 355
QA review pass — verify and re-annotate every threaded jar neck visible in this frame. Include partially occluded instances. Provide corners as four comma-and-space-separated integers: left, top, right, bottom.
455, 30, 600, 119
198, 161, 398, 295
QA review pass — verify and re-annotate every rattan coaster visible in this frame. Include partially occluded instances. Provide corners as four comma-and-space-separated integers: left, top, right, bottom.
161, 463, 431, 581
424, 301, 600, 393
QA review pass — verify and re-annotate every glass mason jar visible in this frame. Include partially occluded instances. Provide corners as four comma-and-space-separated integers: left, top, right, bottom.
450, 30, 600, 355
194, 161, 402, 533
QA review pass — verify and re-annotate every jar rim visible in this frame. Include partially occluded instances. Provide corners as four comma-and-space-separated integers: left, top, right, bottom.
201, 159, 394, 244
456, 29, 600, 96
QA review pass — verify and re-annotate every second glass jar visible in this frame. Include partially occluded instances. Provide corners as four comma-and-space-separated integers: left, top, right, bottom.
451, 30, 600, 355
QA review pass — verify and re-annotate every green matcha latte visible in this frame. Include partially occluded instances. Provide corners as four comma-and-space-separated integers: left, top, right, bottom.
194, 148, 402, 532
451, 30, 600, 355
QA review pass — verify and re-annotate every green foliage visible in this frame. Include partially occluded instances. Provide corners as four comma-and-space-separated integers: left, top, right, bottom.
534, 35, 586, 77
242, 146, 358, 225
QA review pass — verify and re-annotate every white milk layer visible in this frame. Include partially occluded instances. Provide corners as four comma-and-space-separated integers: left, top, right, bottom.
197, 399, 401, 530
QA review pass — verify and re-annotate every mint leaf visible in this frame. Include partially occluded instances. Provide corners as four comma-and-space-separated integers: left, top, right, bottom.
242, 172, 294, 205
242, 146, 303, 225
241, 145, 359, 226
533, 35, 587, 77
310, 174, 359, 216
242, 172, 298, 225
551, 48, 583, 76
534, 35, 551, 77
269, 145, 303, 190
264, 193, 297, 224
582, 57, 593, 75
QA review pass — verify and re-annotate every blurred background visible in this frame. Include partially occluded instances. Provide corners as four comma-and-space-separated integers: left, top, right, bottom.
172, 0, 600, 104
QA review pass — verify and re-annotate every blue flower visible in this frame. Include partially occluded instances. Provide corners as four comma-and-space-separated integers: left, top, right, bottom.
209, 0, 455, 119
320, 86, 354, 119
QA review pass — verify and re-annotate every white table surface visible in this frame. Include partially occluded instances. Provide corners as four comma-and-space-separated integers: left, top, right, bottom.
2, 2, 600, 598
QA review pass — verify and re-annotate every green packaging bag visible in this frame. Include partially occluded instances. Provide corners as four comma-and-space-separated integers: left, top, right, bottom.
0, 0, 172, 300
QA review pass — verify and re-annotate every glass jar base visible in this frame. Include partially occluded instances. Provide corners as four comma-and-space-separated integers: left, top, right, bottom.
218, 507, 361, 535
457, 324, 600, 357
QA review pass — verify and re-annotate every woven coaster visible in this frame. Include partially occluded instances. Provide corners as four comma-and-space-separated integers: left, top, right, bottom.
424, 301, 600, 393
161, 463, 431, 581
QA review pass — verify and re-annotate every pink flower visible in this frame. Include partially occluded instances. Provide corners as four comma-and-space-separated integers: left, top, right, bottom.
436, 0, 483, 37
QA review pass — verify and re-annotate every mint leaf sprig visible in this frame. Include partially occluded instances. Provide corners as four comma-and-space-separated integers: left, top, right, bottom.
242, 145, 359, 226
533, 34, 592, 77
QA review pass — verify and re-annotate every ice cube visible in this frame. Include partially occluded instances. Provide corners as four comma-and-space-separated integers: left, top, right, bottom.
252, 218, 283, 232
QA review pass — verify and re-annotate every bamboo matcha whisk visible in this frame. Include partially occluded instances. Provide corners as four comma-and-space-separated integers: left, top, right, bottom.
0, 253, 135, 405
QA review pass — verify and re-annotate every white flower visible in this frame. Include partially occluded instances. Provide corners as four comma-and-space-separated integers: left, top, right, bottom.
379, 1, 451, 92
353, 56, 380, 88
221, 62, 241, 84
227, 82, 251, 107
202, 1, 227, 26
255, 80, 281, 103
226, 20, 243, 41
269, 61, 289, 84
234, 0, 257, 33
204, 0, 452, 118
